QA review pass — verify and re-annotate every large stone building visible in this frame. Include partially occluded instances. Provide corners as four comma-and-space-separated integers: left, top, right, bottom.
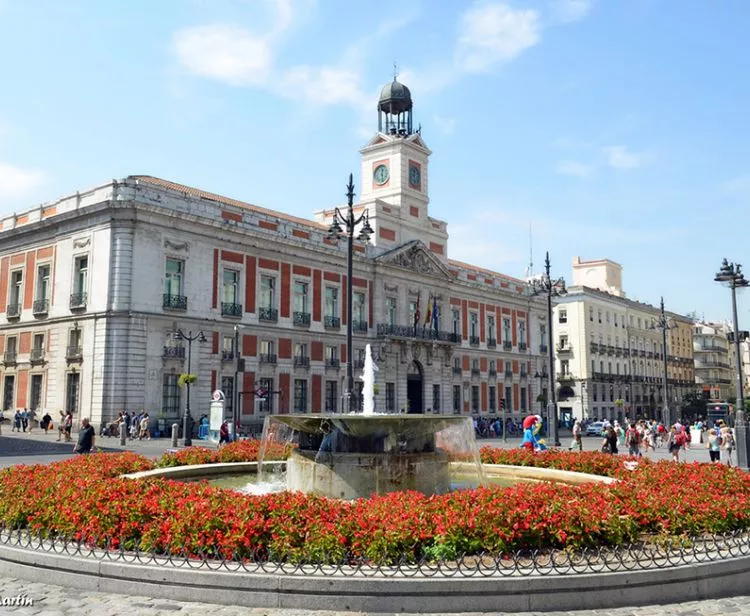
693, 321, 733, 400
551, 257, 695, 424
0, 78, 547, 433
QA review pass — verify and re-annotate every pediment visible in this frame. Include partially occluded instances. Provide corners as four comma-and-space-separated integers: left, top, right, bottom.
362, 133, 389, 148
375, 240, 452, 279
406, 133, 430, 152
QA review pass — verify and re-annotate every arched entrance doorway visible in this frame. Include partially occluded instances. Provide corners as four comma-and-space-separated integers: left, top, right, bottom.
406, 361, 424, 414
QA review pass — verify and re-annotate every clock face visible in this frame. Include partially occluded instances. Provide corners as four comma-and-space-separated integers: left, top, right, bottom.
409, 164, 421, 188
373, 164, 389, 185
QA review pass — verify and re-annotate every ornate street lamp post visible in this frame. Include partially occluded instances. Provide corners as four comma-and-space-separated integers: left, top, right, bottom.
653, 297, 673, 427
528, 252, 566, 446
174, 329, 207, 446
714, 258, 749, 469
327, 174, 373, 414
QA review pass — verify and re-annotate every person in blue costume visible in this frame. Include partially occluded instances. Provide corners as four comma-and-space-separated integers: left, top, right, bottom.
520, 414, 547, 451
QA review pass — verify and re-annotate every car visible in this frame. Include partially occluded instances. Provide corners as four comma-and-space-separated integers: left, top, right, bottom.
585, 421, 605, 436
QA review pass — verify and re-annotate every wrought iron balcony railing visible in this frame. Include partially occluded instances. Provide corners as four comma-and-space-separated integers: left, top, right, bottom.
259, 353, 277, 364
3, 351, 17, 365
6, 303, 20, 319
66, 345, 83, 361
518, 342, 527, 351
353, 359, 365, 369
293, 311, 310, 326
503, 341, 513, 351
70, 292, 87, 310
33, 299, 49, 315
353, 320, 368, 333
30, 348, 45, 363
221, 350, 235, 362
163, 346, 186, 359
504, 370, 513, 379
487, 338, 497, 349
539, 344, 548, 353
376, 323, 461, 344
469, 336, 480, 347
293, 356, 310, 368
452, 366, 462, 375
325, 358, 340, 369
163, 294, 188, 310
258, 307, 277, 322
221, 302, 243, 317
471, 368, 481, 378
324, 316, 341, 329
488, 369, 497, 378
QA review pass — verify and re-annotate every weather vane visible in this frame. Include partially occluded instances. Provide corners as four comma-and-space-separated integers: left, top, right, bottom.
393, 61, 399, 80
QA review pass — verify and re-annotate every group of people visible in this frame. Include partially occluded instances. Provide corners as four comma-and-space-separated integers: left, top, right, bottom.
103, 410, 152, 440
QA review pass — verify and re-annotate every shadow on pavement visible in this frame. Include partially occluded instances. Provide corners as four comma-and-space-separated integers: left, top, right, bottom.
0, 436, 119, 457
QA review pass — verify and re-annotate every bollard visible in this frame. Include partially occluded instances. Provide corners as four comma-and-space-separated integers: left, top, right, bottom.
119, 421, 127, 446
171, 423, 179, 448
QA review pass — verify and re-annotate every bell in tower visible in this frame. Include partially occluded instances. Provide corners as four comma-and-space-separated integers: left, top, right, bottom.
378, 76, 413, 137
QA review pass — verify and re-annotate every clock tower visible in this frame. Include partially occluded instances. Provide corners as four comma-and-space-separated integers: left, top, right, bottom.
357, 76, 448, 257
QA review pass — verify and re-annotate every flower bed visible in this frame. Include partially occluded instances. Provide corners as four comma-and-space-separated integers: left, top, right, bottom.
155, 439, 292, 468
1, 447, 749, 565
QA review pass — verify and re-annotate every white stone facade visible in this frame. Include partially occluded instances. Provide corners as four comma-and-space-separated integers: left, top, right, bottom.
0, 111, 546, 433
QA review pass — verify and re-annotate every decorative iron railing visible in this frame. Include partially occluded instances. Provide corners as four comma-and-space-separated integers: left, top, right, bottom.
377, 324, 461, 344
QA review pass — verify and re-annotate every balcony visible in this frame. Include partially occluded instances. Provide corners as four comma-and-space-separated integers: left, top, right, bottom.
353, 359, 365, 369
221, 350, 235, 362
258, 307, 277, 322
70, 292, 88, 310
6, 303, 21, 319
162, 345, 186, 360
504, 370, 513, 379
33, 298, 49, 316
646, 351, 654, 359
353, 320, 368, 333
2, 350, 17, 365
221, 302, 243, 318
518, 342, 527, 352
471, 368, 481, 378
539, 344, 548, 354
488, 369, 497, 378
324, 316, 341, 329
487, 338, 497, 349
520, 370, 528, 380
66, 345, 83, 362
293, 311, 311, 327
469, 336, 480, 347
376, 323, 461, 344
163, 294, 188, 310
639, 350, 646, 357
325, 358, 340, 369
557, 373, 575, 383
556, 344, 572, 354
30, 348, 45, 364
503, 341, 512, 351
293, 356, 310, 368
259, 353, 277, 364
452, 366, 462, 375
589, 342, 599, 353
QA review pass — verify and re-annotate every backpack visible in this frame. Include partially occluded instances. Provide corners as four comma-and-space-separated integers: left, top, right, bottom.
627, 429, 639, 446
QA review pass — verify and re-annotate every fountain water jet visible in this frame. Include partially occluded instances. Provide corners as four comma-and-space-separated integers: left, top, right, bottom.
361, 343, 378, 416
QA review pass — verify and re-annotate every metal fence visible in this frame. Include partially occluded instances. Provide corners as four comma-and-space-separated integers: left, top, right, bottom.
1, 525, 748, 578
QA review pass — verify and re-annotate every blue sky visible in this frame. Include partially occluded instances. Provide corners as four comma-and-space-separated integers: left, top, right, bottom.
0, 0, 748, 323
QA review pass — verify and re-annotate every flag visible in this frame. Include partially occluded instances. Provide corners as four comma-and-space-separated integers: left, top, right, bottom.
413, 292, 421, 329
432, 300, 440, 332
424, 293, 432, 326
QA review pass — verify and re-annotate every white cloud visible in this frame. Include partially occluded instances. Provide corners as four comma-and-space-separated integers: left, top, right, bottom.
174, 24, 273, 86
556, 160, 594, 177
433, 114, 457, 135
549, 0, 594, 23
278, 66, 367, 107
455, 3, 542, 73
0, 163, 45, 198
721, 175, 750, 194
603, 145, 646, 169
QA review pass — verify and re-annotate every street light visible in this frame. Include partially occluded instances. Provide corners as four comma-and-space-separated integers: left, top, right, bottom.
174, 329, 207, 446
651, 297, 674, 427
327, 173, 373, 414
528, 252, 566, 446
714, 258, 749, 469
233, 323, 244, 442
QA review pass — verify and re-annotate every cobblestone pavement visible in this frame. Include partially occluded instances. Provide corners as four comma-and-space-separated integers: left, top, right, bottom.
0, 576, 748, 615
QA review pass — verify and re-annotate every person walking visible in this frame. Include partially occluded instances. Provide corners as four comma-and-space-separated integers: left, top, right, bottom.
12, 409, 22, 432
73, 418, 96, 454
569, 419, 583, 452
601, 426, 618, 455
27, 408, 36, 432
63, 411, 73, 442
706, 428, 722, 463
720, 426, 735, 467
625, 423, 641, 457
40, 411, 52, 433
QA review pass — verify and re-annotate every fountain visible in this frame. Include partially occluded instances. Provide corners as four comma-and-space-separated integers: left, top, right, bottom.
259, 344, 484, 499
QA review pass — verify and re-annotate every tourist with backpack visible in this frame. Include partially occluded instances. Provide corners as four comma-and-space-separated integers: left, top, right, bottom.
625, 423, 641, 457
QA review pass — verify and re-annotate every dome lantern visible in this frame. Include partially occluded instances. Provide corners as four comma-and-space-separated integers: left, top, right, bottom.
378, 73, 414, 136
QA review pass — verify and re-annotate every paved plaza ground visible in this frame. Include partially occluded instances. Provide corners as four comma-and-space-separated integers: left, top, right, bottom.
0, 424, 740, 615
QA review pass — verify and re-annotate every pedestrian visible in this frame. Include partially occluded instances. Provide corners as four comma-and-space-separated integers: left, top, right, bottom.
27, 408, 36, 432
63, 411, 73, 442
569, 418, 582, 452
73, 417, 96, 454
40, 411, 52, 433
139, 412, 151, 440
625, 422, 641, 457
706, 428, 721, 463
601, 426, 618, 455
20, 408, 28, 432
219, 420, 231, 446
720, 426, 735, 467
13, 409, 22, 432
668, 426, 686, 462
56, 410, 65, 441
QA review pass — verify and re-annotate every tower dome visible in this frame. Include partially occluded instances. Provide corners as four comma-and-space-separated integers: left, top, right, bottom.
377, 76, 414, 136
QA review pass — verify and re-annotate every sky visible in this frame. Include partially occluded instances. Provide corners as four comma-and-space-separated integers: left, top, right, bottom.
0, 0, 748, 323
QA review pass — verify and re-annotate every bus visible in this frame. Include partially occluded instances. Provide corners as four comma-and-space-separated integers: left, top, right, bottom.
706, 402, 732, 426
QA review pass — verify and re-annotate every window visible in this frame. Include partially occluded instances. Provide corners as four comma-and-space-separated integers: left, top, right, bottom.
260, 275, 275, 309
518, 321, 526, 344
453, 385, 461, 414
606, 311, 610, 323
36, 265, 50, 301
560, 359, 569, 375
221, 376, 234, 418
33, 333, 44, 351
503, 318, 512, 340
353, 291, 366, 324
471, 386, 479, 412
293, 281, 308, 313
294, 342, 307, 359
325, 287, 338, 318
223, 270, 239, 304
74, 256, 88, 294
589, 307, 594, 322
540, 324, 546, 344
452, 309, 460, 334
222, 336, 234, 358
558, 310, 567, 324
324, 380, 337, 412
489, 386, 496, 412
259, 340, 275, 361
325, 345, 338, 362
68, 327, 82, 350
257, 378, 273, 414
30, 374, 43, 411
386, 297, 397, 326
432, 384, 441, 412
489, 359, 496, 372
591, 359, 595, 374
487, 315, 495, 340
162, 374, 180, 417
598, 310, 602, 324
559, 335, 568, 349
453, 356, 461, 372
386, 382, 396, 411
294, 379, 307, 412
472, 358, 479, 371
165, 259, 183, 296
469, 313, 478, 338
65, 372, 80, 414
9, 271, 22, 307
408, 301, 418, 326
520, 387, 527, 411
3, 375, 14, 410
